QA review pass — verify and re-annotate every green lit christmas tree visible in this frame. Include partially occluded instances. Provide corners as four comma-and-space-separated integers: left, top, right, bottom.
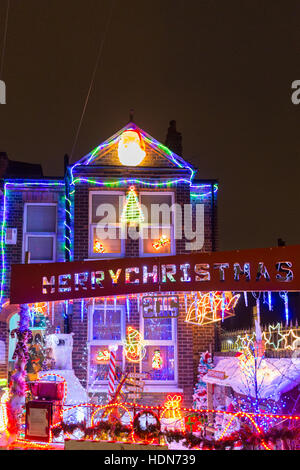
121, 186, 144, 224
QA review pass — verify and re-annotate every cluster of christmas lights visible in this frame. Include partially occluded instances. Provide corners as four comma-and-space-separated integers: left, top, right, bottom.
123, 326, 146, 362
185, 291, 240, 326
121, 186, 144, 224
152, 235, 170, 251
234, 323, 300, 351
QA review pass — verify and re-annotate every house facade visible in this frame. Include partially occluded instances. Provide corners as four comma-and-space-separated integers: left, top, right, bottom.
0, 123, 218, 406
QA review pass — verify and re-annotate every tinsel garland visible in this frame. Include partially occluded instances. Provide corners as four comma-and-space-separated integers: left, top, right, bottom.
51, 419, 300, 450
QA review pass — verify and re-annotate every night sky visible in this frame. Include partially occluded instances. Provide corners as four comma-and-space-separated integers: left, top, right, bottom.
1, 0, 300, 252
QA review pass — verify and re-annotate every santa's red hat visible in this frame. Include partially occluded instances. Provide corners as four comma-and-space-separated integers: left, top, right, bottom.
226, 402, 235, 413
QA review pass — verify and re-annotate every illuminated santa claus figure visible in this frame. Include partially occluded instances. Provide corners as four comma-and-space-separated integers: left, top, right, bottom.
118, 130, 146, 166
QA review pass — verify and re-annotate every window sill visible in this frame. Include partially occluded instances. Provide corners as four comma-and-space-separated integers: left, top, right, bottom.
88, 385, 183, 394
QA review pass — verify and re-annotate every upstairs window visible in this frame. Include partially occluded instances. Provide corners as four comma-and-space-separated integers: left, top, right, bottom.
89, 191, 125, 258
139, 192, 175, 256
23, 204, 57, 263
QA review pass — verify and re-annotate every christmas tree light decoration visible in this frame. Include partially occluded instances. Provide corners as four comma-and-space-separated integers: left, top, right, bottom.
193, 351, 214, 409
124, 326, 146, 362
121, 186, 144, 225
152, 349, 163, 370
118, 129, 146, 166
185, 291, 240, 326
93, 239, 105, 254
152, 235, 170, 251
96, 349, 110, 363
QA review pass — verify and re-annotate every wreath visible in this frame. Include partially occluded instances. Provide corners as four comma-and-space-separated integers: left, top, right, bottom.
133, 410, 161, 441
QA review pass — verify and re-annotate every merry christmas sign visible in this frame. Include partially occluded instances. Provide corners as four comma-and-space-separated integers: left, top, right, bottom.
10, 245, 300, 304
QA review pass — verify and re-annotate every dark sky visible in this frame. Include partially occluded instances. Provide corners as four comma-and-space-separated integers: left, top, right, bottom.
1, 0, 300, 252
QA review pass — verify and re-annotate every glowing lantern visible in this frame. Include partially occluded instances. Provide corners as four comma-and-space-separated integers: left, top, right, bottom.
118, 130, 146, 166
124, 326, 146, 362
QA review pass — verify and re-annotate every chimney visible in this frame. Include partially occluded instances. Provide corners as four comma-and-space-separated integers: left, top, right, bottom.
165, 120, 183, 156
0, 152, 8, 178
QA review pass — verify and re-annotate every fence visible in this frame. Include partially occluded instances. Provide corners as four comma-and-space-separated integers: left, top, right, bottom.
37, 401, 299, 450
220, 322, 300, 355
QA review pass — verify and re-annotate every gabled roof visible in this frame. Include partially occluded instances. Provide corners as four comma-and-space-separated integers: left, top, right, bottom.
72, 122, 194, 176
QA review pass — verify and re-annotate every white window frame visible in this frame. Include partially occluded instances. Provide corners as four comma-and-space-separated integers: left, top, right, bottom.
23, 203, 57, 263
87, 304, 126, 389
140, 311, 178, 386
139, 191, 175, 257
88, 190, 126, 259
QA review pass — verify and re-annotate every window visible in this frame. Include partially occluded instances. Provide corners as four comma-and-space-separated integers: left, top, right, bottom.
23, 204, 57, 263
141, 313, 177, 383
88, 305, 125, 388
139, 192, 175, 256
89, 191, 125, 258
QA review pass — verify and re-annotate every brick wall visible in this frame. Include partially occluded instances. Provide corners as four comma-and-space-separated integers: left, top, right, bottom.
89, 140, 175, 168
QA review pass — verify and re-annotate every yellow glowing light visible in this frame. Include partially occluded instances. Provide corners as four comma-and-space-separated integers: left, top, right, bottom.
124, 326, 146, 362
96, 349, 110, 363
185, 291, 240, 326
0, 388, 9, 433
118, 130, 146, 166
93, 239, 105, 254
163, 394, 182, 420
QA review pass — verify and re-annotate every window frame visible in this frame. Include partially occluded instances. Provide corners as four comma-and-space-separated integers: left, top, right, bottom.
140, 310, 178, 385
139, 191, 176, 257
87, 304, 126, 389
88, 190, 126, 259
23, 203, 57, 263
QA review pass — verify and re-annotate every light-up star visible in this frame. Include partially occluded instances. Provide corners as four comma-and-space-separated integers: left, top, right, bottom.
235, 333, 255, 351
281, 328, 300, 350
262, 323, 284, 350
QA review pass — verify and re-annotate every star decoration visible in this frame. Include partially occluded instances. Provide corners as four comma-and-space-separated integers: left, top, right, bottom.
262, 323, 285, 350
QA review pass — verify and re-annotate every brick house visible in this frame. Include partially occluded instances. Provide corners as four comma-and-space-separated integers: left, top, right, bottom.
0, 122, 218, 406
